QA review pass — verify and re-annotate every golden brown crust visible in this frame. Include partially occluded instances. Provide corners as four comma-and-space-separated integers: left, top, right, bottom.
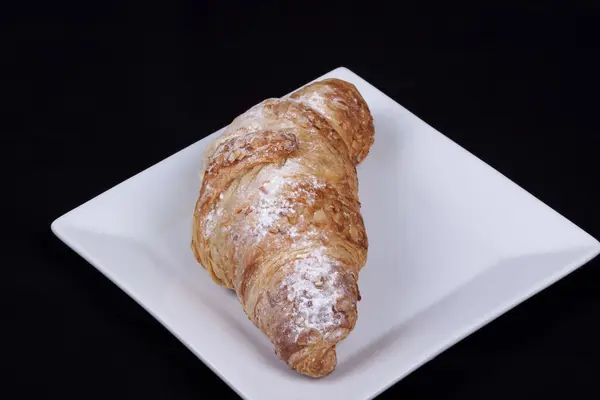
290, 78, 375, 164
191, 78, 374, 377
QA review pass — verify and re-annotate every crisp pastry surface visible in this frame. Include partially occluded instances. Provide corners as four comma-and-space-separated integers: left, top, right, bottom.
191, 78, 374, 377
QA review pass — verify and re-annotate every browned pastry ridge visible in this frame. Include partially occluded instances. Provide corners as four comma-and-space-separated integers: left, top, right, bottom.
191, 78, 375, 377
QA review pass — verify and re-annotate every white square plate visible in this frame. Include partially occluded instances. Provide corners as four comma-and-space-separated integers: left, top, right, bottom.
52, 67, 600, 400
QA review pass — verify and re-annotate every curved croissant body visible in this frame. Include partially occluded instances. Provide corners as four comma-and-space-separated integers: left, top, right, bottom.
191, 78, 374, 377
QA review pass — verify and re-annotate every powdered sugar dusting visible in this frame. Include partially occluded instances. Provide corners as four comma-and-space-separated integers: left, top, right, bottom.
204, 101, 270, 168
253, 175, 295, 237
281, 247, 343, 340
300, 91, 329, 116
246, 161, 324, 241
241, 102, 268, 119
288, 226, 300, 238
204, 205, 223, 236
223, 99, 289, 138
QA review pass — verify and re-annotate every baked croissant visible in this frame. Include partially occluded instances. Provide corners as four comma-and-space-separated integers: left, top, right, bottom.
191, 78, 374, 377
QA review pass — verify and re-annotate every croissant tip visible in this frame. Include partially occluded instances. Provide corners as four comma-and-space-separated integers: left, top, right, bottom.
292, 345, 338, 378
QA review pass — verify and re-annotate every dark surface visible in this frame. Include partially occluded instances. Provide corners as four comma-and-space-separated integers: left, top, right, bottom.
4, 2, 600, 399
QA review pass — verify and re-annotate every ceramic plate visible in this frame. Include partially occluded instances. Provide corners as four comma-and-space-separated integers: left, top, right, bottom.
52, 67, 600, 400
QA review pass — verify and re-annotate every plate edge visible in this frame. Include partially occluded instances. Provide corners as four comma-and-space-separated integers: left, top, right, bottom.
49, 220, 254, 400
367, 244, 600, 400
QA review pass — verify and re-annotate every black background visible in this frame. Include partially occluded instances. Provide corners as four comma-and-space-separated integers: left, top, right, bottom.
4, 1, 600, 399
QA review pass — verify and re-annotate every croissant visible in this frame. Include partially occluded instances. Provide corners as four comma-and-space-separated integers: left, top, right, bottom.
191, 78, 374, 377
